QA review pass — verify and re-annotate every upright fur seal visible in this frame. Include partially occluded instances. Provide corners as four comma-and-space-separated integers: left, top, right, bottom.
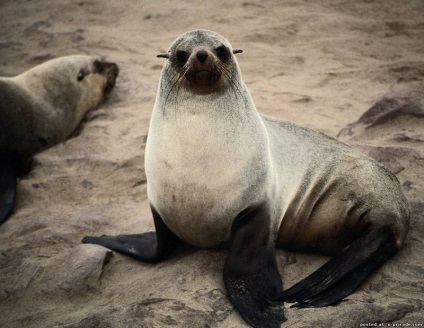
0, 55, 118, 224
83, 30, 410, 328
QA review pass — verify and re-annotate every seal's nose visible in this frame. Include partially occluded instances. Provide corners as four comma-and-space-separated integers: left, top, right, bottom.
196, 50, 208, 63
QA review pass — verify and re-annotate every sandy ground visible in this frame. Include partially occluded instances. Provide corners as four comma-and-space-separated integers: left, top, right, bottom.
0, 1, 423, 327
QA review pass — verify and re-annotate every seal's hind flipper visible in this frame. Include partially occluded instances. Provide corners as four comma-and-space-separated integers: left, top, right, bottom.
82, 206, 186, 262
0, 160, 17, 224
224, 203, 286, 328
274, 225, 397, 308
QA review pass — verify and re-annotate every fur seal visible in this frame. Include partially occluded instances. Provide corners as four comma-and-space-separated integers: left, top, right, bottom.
83, 30, 410, 328
0, 55, 118, 224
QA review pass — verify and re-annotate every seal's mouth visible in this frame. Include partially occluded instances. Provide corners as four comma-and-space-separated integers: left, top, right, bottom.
104, 63, 119, 95
94, 60, 119, 95
186, 69, 221, 88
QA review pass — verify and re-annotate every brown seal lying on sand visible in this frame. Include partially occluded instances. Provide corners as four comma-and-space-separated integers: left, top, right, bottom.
0, 55, 119, 224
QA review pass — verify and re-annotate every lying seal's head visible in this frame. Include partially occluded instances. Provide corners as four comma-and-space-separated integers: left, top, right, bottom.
14, 55, 119, 128
158, 30, 242, 95
75, 56, 119, 97
17, 55, 119, 113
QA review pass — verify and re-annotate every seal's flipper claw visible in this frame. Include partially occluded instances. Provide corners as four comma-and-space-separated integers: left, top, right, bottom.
82, 206, 185, 262
224, 203, 286, 328
274, 225, 398, 307
0, 161, 17, 225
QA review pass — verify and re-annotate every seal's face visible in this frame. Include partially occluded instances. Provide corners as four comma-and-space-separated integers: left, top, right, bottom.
172, 44, 231, 93
65, 56, 119, 108
160, 30, 242, 95
62, 56, 119, 126
76, 57, 119, 97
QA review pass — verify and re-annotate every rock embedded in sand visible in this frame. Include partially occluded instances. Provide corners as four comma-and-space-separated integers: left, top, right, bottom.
39, 244, 113, 296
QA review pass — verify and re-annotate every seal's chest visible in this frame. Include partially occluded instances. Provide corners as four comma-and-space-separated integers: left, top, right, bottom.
151, 123, 248, 203
145, 115, 258, 247
147, 144, 246, 247
151, 112, 249, 178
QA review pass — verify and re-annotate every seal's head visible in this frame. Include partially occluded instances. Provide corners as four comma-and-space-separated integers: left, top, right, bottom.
17, 55, 119, 114
158, 30, 242, 95
54, 55, 119, 98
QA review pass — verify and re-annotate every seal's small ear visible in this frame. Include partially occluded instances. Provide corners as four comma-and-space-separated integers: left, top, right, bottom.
157, 53, 170, 59
232, 49, 243, 55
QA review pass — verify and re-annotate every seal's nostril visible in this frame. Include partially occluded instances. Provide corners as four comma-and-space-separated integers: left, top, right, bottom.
196, 50, 208, 63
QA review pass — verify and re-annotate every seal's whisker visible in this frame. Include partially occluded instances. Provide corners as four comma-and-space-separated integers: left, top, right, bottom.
163, 67, 188, 111
218, 64, 244, 100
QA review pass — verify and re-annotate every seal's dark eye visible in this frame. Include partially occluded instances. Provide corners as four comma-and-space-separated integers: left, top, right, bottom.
77, 70, 85, 81
216, 45, 230, 61
176, 50, 189, 66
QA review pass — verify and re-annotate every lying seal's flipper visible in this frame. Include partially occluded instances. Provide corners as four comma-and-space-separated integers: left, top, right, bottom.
273, 225, 397, 308
0, 160, 17, 225
224, 203, 285, 328
82, 206, 186, 262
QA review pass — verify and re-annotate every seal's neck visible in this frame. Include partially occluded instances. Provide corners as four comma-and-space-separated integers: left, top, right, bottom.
155, 78, 258, 122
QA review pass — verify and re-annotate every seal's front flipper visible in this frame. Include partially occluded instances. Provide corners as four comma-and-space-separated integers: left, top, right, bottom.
0, 160, 17, 224
274, 225, 398, 308
224, 203, 285, 328
82, 206, 186, 262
